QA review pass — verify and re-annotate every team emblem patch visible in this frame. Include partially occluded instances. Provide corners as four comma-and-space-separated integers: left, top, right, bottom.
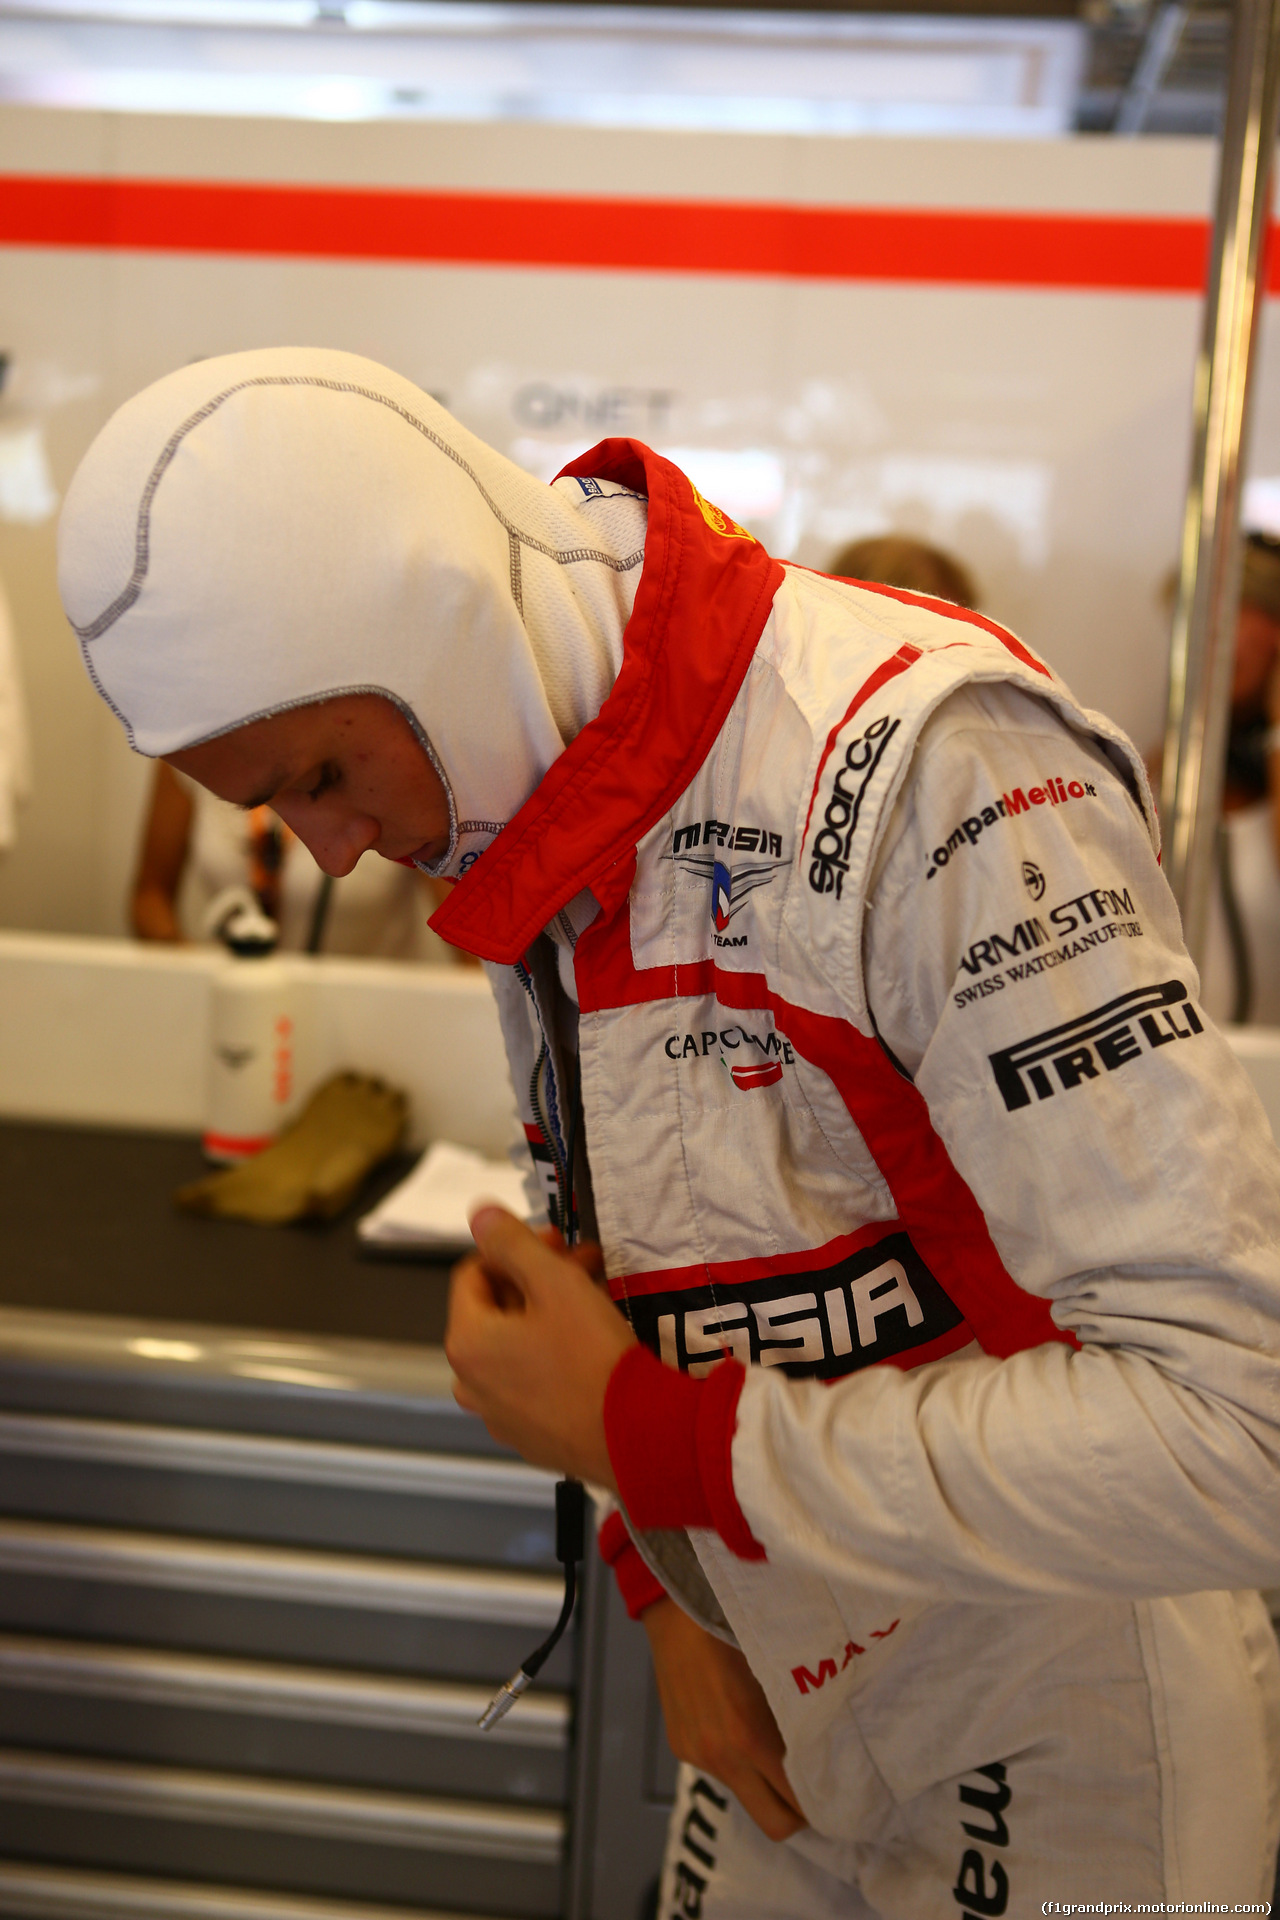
668, 837, 790, 944
712, 862, 733, 933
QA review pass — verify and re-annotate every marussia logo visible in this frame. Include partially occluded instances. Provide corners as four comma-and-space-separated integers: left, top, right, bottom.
627, 1229, 964, 1381
989, 978, 1203, 1112
792, 1619, 900, 1695
671, 820, 783, 857
668, 827, 789, 944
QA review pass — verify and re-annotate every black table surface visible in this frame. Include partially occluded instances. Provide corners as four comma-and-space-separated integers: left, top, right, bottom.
0, 1119, 453, 1344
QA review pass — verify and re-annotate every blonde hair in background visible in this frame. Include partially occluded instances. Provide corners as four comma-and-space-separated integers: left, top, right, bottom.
827, 535, 979, 611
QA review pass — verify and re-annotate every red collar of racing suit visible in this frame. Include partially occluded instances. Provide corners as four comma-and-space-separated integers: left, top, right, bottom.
428, 438, 785, 965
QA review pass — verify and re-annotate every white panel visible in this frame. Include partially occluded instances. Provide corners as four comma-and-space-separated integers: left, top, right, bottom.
81, 108, 1218, 210
0, 10, 1084, 139
0, 931, 516, 1153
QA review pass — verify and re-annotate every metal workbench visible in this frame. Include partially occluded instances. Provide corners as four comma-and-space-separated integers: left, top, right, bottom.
0, 1121, 674, 1920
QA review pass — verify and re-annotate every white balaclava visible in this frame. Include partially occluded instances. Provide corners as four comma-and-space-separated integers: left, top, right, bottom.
57, 346, 648, 875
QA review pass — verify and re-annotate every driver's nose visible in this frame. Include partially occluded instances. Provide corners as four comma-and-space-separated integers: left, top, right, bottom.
287, 809, 379, 878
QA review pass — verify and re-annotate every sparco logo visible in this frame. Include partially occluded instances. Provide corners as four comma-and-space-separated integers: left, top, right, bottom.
808, 714, 900, 899
626, 1231, 962, 1382
988, 978, 1203, 1112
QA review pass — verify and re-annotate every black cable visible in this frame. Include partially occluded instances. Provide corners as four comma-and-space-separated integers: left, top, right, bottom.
305, 873, 335, 956
480, 1032, 587, 1731
1217, 821, 1253, 1025
479, 1479, 586, 1729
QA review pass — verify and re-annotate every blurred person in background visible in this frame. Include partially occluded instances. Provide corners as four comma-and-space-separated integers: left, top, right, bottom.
132, 761, 458, 961
828, 533, 979, 610
1154, 533, 1280, 1026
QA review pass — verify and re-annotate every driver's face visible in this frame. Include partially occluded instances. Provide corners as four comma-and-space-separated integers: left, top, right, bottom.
168, 692, 451, 877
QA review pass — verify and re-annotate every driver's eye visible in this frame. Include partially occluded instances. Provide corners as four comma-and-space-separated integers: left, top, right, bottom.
307, 762, 340, 802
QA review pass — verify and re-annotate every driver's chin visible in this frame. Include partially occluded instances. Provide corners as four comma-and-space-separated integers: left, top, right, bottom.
402, 839, 445, 867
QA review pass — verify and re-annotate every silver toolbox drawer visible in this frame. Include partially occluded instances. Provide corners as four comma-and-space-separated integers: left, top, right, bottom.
0, 1636, 569, 1804
0, 1415, 558, 1570
0, 1519, 574, 1687
0, 1749, 563, 1916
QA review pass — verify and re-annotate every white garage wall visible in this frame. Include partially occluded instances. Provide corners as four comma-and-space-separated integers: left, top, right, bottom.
0, 106, 1264, 937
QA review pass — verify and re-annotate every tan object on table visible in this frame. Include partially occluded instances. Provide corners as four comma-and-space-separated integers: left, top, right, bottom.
176, 1072, 408, 1225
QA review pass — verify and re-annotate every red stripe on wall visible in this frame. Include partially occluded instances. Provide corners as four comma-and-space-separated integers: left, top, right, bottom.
0, 172, 1245, 291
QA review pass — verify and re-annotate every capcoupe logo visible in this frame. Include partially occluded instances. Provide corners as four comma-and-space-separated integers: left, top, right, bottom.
988, 978, 1203, 1112
664, 1025, 796, 1088
808, 715, 900, 899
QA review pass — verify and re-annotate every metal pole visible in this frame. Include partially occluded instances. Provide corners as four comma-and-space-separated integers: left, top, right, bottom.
1115, 3, 1187, 137
1161, 0, 1280, 963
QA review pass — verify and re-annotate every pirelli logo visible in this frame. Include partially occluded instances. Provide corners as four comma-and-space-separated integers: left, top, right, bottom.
988, 978, 1203, 1113
624, 1231, 963, 1382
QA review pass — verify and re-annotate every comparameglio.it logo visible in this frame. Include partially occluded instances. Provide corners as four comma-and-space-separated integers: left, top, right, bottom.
925, 775, 1099, 881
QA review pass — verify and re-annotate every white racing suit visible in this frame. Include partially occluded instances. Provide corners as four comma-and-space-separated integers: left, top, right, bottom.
432, 441, 1280, 1909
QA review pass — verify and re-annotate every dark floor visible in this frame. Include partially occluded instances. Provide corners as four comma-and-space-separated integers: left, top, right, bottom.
0, 1119, 453, 1342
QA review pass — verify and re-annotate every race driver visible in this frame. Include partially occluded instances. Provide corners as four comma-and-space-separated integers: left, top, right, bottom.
57, 347, 1280, 1909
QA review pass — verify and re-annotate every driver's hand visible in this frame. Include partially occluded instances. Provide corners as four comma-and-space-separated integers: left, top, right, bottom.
446, 1206, 635, 1483
644, 1596, 807, 1842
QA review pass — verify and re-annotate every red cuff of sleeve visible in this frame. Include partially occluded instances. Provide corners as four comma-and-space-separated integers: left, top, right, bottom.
598, 1509, 668, 1619
603, 1344, 766, 1561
